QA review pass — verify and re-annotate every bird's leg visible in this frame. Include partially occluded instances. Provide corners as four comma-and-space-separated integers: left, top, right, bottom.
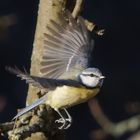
63, 108, 72, 129
54, 108, 72, 129
54, 109, 66, 129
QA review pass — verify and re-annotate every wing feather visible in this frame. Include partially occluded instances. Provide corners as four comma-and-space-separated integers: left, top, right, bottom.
7, 67, 82, 89
6, 67, 43, 89
6, 67, 83, 119
13, 94, 48, 119
40, 11, 94, 78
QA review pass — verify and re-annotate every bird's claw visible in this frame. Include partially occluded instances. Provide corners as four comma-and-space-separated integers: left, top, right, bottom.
55, 118, 66, 129
55, 117, 72, 129
54, 108, 72, 129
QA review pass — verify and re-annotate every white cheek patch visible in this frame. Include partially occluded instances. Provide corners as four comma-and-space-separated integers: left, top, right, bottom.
80, 75, 99, 88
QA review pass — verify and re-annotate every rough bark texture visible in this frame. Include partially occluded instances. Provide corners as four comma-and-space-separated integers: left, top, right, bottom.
27, 0, 67, 105
25, 1, 67, 140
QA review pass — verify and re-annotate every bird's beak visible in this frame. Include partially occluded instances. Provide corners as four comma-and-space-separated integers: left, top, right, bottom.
99, 76, 105, 79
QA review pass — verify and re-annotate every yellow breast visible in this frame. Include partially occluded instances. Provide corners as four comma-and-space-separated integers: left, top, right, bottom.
46, 86, 100, 109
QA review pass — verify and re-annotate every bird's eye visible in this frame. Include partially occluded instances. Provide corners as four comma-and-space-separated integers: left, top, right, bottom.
90, 73, 94, 77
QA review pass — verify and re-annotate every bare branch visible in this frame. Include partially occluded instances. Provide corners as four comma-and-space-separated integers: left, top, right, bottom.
72, 0, 84, 18
85, 19, 105, 34
0, 122, 14, 135
71, 0, 104, 35
128, 131, 140, 140
84, 19, 96, 32
89, 99, 140, 137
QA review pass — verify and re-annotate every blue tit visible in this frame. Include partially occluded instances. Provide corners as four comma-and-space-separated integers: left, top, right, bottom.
7, 11, 105, 129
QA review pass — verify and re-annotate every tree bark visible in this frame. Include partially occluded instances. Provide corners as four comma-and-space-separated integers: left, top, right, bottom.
26, 1, 67, 140
27, 0, 67, 104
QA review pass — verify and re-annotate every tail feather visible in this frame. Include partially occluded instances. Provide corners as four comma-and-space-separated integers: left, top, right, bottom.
13, 94, 48, 120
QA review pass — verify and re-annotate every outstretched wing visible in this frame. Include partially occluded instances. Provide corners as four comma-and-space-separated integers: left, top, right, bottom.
40, 11, 94, 79
6, 67, 82, 90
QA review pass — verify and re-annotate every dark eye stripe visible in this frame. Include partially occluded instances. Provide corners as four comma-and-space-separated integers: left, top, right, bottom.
90, 74, 94, 77
82, 73, 97, 77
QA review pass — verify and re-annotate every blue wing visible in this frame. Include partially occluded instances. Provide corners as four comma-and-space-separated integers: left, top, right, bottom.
6, 67, 82, 90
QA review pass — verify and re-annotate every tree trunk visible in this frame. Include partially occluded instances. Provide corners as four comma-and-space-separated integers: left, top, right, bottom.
26, 1, 67, 140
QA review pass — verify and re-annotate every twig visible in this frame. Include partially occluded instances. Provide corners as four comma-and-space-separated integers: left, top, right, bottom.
8, 116, 45, 140
89, 99, 140, 137
0, 122, 14, 133
128, 130, 140, 140
84, 19, 96, 32
71, 0, 104, 34
72, 0, 84, 18
85, 19, 105, 34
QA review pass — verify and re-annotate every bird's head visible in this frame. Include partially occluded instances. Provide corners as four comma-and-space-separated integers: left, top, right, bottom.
78, 68, 105, 88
